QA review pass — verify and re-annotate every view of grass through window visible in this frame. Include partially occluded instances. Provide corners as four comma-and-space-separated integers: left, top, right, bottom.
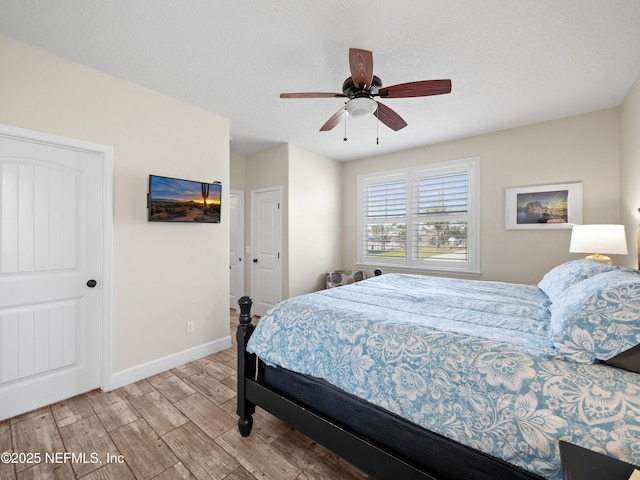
363, 172, 468, 262
364, 222, 468, 261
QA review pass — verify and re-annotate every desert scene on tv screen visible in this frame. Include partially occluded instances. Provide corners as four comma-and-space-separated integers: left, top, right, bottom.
150, 177, 221, 223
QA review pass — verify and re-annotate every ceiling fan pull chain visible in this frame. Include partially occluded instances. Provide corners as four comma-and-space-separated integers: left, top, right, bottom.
344, 107, 348, 141
376, 111, 379, 145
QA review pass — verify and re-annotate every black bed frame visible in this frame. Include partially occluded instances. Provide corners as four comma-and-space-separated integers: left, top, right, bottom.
236, 295, 543, 480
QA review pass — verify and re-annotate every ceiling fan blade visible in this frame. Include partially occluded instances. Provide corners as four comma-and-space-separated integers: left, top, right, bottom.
349, 48, 374, 89
378, 79, 452, 98
374, 102, 408, 131
280, 92, 346, 98
320, 107, 346, 131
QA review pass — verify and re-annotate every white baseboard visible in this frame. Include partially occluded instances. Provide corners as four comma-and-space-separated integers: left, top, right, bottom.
108, 336, 232, 391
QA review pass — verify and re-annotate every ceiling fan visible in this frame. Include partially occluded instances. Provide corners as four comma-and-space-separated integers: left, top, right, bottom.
280, 48, 452, 132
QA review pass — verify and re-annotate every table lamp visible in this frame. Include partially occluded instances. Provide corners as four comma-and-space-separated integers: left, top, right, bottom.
569, 224, 628, 265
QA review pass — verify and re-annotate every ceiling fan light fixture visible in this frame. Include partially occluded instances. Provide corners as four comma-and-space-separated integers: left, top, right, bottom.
346, 97, 378, 118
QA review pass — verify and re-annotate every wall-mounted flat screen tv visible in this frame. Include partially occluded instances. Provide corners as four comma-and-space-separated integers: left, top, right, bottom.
148, 175, 221, 223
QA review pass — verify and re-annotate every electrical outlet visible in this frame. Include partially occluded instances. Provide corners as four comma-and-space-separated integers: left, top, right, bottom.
186, 321, 195, 334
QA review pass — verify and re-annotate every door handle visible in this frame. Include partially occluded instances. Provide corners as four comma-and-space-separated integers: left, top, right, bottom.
87, 279, 97, 288
253, 258, 258, 263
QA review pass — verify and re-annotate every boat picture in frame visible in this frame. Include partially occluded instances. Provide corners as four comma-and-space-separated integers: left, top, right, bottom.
505, 182, 582, 229
148, 174, 221, 223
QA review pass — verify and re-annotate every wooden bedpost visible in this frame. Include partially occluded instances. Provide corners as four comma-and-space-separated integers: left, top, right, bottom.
236, 296, 256, 436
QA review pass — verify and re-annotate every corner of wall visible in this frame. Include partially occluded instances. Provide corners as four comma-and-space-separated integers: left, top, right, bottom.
620, 73, 640, 268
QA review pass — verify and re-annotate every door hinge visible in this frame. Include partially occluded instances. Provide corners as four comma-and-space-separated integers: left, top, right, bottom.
278, 252, 280, 259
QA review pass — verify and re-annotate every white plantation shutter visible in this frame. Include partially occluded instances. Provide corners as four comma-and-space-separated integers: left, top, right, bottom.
412, 170, 469, 263
357, 157, 479, 274
363, 180, 406, 218
361, 177, 407, 258
413, 172, 468, 216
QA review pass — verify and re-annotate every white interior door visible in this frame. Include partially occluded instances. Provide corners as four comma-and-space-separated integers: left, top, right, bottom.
251, 187, 282, 316
0, 126, 109, 420
229, 190, 244, 312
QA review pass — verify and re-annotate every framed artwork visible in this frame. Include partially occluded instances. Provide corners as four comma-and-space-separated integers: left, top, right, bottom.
505, 182, 582, 229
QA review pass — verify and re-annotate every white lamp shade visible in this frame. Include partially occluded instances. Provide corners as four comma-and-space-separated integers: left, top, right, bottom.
569, 224, 628, 255
345, 97, 378, 118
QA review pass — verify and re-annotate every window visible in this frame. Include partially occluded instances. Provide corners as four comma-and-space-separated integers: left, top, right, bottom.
357, 157, 479, 275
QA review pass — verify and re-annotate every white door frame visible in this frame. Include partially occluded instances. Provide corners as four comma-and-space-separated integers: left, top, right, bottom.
0, 124, 114, 392
229, 189, 245, 312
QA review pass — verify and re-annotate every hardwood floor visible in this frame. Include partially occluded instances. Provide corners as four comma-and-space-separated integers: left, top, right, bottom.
0, 311, 371, 480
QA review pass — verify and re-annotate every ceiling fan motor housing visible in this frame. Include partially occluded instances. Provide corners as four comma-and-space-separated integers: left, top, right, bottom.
342, 75, 382, 98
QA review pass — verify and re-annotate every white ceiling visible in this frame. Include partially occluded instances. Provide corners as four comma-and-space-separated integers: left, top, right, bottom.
1, 1, 640, 161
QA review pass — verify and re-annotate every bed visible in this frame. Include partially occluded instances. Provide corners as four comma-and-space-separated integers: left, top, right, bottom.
236, 259, 640, 479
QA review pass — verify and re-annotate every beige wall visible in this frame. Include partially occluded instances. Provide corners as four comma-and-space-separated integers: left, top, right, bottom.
234, 77, 640, 296
236, 104, 632, 290
621, 74, 640, 269
244, 145, 289, 297
239, 144, 342, 299
288, 144, 343, 296
230, 152, 246, 192
342, 108, 622, 284
230, 152, 249, 295
0, 36, 230, 374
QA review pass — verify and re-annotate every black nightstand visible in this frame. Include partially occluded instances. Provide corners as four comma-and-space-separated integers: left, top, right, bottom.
560, 441, 639, 479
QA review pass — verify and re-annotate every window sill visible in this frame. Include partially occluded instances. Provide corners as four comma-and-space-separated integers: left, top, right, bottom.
357, 262, 481, 278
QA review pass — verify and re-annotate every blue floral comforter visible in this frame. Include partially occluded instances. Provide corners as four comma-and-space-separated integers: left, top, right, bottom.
247, 273, 640, 479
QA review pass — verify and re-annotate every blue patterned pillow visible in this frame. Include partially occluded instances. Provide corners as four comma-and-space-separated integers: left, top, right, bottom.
549, 269, 640, 363
538, 259, 619, 302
